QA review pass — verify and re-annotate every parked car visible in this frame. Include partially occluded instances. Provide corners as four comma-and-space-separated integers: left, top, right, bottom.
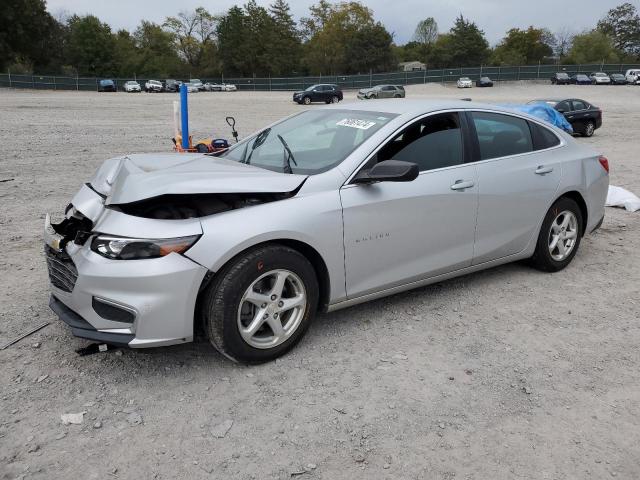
357, 84, 405, 100
624, 69, 640, 84
476, 76, 493, 87
97, 79, 116, 92
609, 73, 628, 85
570, 74, 591, 85
204, 82, 221, 91
145, 79, 163, 92
293, 84, 343, 104
589, 72, 611, 85
45, 100, 608, 362
123, 80, 141, 93
457, 77, 473, 88
164, 79, 182, 92
529, 98, 602, 137
551, 72, 571, 85
222, 83, 238, 92
184, 82, 199, 93
190, 79, 205, 91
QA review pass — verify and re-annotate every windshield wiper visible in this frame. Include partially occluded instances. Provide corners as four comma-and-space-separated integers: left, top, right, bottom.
276, 134, 297, 174
243, 128, 271, 165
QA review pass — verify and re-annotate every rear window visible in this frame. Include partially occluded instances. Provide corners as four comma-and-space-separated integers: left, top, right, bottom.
471, 112, 533, 160
529, 122, 561, 151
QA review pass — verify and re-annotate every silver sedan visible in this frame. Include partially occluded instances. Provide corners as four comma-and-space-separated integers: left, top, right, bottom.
45, 100, 609, 362
357, 84, 405, 100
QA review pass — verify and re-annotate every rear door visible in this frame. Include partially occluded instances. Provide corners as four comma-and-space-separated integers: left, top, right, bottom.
341, 111, 479, 298
469, 111, 563, 265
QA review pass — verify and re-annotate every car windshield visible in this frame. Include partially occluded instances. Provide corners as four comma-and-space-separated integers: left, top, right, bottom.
594, 73, 607, 77
460, 77, 470, 81
218, 109, 397, 175
305, 85, 319, 92
558, 73, 569, 78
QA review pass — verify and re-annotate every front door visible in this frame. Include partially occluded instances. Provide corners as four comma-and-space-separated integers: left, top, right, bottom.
340, 112, 479, 299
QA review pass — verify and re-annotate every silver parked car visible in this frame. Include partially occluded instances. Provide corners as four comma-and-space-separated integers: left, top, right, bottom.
45, 100, 609, 362
357, 84, 405, 100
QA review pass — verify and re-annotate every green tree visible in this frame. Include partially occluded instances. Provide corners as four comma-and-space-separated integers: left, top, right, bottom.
268, 0, 302, 75
429, 16, 489, 68
112, 30, 139, 77
66, 15, 115, 76
347, 23, 396, 73
491, 27, 554, 65
0, 0, 66, 72
134, 21, 184, 77
414, 17, 438, 46
597, 2, 640, 57
217, 6, 249, 76
567, 30, 621, 64
395, 41, 429, 63
164, 7, 218, 69
302, 1, 394, 74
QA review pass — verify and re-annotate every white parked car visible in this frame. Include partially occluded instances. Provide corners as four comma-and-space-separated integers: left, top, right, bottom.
222, 83, 238, 92
184, 82, 199, 93
145, 79, 163, 92
589, 72, 611, 85
190, 79, 205, 91
123, 81, 141, 93
625, 69, 640, 84
457, 77, 473, 88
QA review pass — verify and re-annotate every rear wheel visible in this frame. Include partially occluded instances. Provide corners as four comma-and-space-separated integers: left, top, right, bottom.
202, 245, 319, 363
582, 120, 595, 137
530, 197, 583, 272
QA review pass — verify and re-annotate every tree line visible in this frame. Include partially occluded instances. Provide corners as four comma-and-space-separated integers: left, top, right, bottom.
1, 0, 639, 78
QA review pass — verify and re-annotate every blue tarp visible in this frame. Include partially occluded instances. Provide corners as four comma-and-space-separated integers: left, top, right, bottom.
499, 103, 573, 134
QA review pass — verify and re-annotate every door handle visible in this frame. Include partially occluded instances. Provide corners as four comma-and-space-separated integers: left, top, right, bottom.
535, 166, 554, 175
450, 180, 475, 190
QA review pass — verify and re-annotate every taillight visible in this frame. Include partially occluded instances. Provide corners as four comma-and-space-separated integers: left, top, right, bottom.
598, 156, 609, 173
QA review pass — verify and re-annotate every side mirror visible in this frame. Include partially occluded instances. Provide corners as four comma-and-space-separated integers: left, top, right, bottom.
354, 160, 419, 184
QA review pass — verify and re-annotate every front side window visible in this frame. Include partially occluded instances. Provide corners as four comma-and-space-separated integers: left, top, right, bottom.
572, 100, 587, 111
218, 109, 397, 175
556, 100, 571, 112
471, 112, 533, 160
372, 112, 464, 172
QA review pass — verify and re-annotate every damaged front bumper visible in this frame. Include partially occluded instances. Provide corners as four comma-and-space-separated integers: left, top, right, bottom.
44, 188, 209, 348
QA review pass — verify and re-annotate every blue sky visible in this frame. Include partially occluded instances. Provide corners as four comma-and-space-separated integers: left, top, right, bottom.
46, 0, 628, 45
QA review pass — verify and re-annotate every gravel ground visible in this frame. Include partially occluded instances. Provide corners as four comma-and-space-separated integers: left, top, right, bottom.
1, 83, 639, 480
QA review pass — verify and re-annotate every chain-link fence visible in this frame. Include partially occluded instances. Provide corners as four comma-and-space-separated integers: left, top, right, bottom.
1, 64, 639, 92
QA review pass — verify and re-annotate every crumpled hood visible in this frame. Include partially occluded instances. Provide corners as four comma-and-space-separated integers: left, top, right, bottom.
90, 153, 308, 205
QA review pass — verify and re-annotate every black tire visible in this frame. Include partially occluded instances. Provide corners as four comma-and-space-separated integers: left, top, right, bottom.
303, 96, 311, 105
529, 197, 583, 272
195, 143, 209, 153
331, 95, 339, 103
202, 245, 319, 363
394, 94, 401, 98
582, 120, 595, 137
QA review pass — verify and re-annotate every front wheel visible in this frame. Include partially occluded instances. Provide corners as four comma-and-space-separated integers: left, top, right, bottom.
303, 96, 311, 105
202, 245, 319, 363
529, 197, 583, 272
331, 95, 340, 103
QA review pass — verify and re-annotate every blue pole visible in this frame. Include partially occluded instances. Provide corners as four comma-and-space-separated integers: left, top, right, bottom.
180, 84, 189, 149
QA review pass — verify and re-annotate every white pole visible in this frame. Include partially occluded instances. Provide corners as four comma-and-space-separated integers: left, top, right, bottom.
173, 100, 180, 138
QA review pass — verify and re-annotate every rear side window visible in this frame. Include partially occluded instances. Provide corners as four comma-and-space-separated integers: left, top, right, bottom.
529, 122, 561, 150
471, 112, 533, 160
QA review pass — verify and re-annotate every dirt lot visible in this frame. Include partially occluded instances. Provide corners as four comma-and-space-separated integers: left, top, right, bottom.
1, 83, 639, 480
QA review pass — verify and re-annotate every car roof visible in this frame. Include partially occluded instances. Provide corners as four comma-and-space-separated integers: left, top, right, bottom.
318, 99, 550, 117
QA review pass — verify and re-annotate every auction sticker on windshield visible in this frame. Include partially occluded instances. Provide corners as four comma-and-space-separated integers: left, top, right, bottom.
336, 118, 376, 130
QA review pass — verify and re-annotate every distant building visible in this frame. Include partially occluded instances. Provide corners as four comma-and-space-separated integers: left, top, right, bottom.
399, 61, 426, 72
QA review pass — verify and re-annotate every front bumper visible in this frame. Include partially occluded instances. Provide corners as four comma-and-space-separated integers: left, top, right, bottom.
45, 213, 209, 348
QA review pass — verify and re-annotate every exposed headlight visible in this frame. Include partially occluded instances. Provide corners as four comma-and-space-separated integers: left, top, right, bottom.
91, 235, 200, 260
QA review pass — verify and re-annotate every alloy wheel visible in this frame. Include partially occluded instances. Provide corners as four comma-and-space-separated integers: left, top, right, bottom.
548, 210, 578, 261
237, 269, 307, 349
584, 122, 595, 137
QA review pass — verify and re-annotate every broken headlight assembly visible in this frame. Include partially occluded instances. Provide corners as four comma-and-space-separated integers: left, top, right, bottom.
90, 235, 200, 260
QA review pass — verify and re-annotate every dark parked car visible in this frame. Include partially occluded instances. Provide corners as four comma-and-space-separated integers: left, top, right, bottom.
570, 74, 591, 85
529, 98, 602, 137
98, 79, 116, 92
164, 79, 182, 92
610, 73, 628, 85
551, 72, 571, 85
293, 84, 343, 105
476, 76, 493, 87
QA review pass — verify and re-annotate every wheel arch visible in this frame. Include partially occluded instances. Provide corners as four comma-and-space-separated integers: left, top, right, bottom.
557, 190, 588, 236
195, 238, 332, 334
